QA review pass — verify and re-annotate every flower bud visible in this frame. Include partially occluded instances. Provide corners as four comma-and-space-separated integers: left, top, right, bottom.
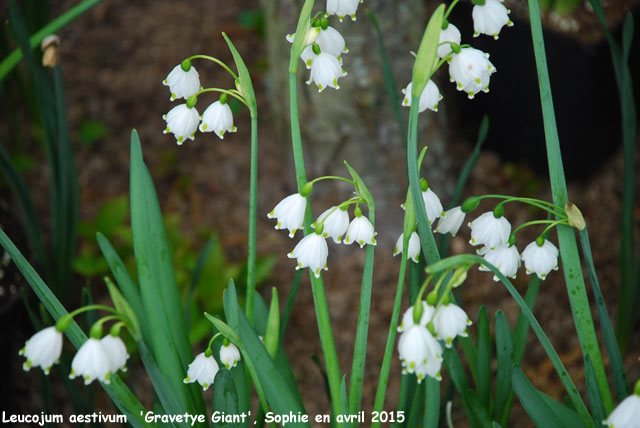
41, 34, 60, 68
565, 202, 585, 230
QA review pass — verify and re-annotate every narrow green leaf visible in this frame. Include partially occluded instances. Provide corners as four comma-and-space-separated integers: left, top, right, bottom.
340, 375, 349, 424
212, 370, 241, 428
538, 391, 585, 427
465, 388, 494, 428
443, 346, 486, 428
104, 276, 141, 341
405, 381, 425, 428
264, 287, 279, 357
512, 367, 566, 428
280, 269, 303, 340
0, 228, 151, 428
129, 130, 205, 417
222, 33, 256, 116
477, 306, 492, 411
494, 311, 514, 422
585, 356, 606, 425
344, 161, 375, 210
288, 0, 315, 74
459, 335, 478, 385
411, 4, 445, 96
423, 377, 440, 428
579, 228, 628, 400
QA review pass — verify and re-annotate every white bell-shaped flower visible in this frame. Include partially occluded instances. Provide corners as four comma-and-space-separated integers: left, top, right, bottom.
288, 231, 329, 278
472, 0, 513, 40
326, 0, 361, 22
313, 206, 350, 244
469, 211, 511, 249
219, 342, 241, 369
316, 26, 349, 57
438, 23, 462, 58
19, 326, 63, 374
184, 351, 219, 391
393, 232, 421, 263
449, 47, 496, 99
603, 392, 640, 428
344, 212, 377, 248
100, 335, 129, 373
479, 244, 521, 281
435, 206, 466, 237
422, 188, 444, 226
397, 303, 442, 382
432, 304, 472, 348
163, 63, 201, 101
306, 48, 347, 92
163, 104, 200, 145
70, 338, 112, 385
521, 239, 559, 280
401, 81, 443, 113
267, 193, 307, 238
199, 100, 237, 139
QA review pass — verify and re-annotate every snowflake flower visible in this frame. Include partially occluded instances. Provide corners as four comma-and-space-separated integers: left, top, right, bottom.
70, 338, 112, 385
603, 387, 640, 428
438, 22, 462, 58
479, 244, 521, 281
449, 47, 496, 99
163, 63, 200, 101
521, 239, 559, 280
100, 335, 129, 374
326, 0, 361, 22
184, 351, 219, 391
163, 104, 200, 145
288, 231, 329, 278
344, 213, 376, 248
472, 0, 513, 40
435, 206, 466, 236
313, 206, 350, 244
306, 48, 347, 92
397, 303, 442, 382
199, 99, 237, 139
394, 232, 421, 263
219, 343, 241, 369
422, 188, 444, 226
402, 81, 443, 113
469, 211, 511, 249
432, 304, 472, 348
268, 193, 307, 238
19, 326, 63, 374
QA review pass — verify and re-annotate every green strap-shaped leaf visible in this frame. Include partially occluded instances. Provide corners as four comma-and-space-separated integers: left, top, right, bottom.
476, 306, 492, 411
222, 33, 257, 117
585, 356, 606, 426
129, 130, 205, 419
494, 311, 514, 422
512, 367, 567, 428
212, 369, 241, 428
0, 228, 150, 428
423, 377, 441, 428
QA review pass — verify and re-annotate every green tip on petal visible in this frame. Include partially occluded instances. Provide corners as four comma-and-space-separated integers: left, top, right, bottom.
201, 123, 208, 131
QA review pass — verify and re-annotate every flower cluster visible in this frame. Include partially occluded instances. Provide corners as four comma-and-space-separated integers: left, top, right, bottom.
163, 60, 237, 144
184, 340, 241, 391
401, 0, 513, 107
397, 299, 471, 382
20, 324, 129, 385
286, 4, 361, 92
268, 180, 376, 278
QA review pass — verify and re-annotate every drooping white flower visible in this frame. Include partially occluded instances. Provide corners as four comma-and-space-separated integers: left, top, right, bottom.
163, 104, 200, 145
397, 303, 442, 382
313, 206, 350, 243
435, 206, 466, 236
288, 231, 329, 278
401, 81, 443, 113
394, 232, 421, 263
479, 244, 521, 281
422, 188, 444, 226
603, 392, 640, 428
184, 351, 219, 391
19, 326, 63, 374
199, 100, 237, 139
291, 25, 347, 69
306, 50, 347, 92
432, 303, 472, 348
469, 211, 511, 249
326, 0, 361, 22
449, 47, 496, 99
267, 193, 307, 238
163, 64, 201, 101
219, 343, 241, 369
521, 239, 559, 280
438, 23, 462, 58
344, 214, 377, 248
472, 0, 513, 40
100, 335, 129, 374
70, 338, 112, 385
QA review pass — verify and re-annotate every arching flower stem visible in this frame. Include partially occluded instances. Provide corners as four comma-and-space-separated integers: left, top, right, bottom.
185, 54, 239, 80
